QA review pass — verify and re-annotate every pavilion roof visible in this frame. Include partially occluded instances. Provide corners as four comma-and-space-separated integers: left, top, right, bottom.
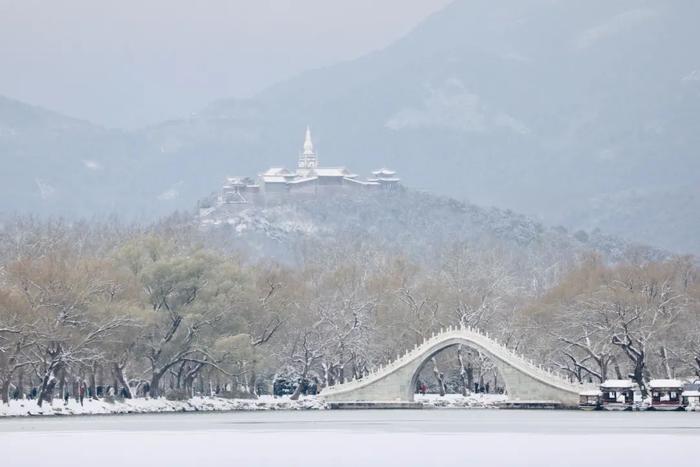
372, 168, 397, 176
261, 176, 288, 183
368, 176, 401, 182
262, 167, 293, 176
225, 176, 257, 186
344, 177, 380, 186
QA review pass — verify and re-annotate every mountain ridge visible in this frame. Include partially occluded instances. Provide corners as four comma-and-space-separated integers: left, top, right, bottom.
1, 0, 699, 254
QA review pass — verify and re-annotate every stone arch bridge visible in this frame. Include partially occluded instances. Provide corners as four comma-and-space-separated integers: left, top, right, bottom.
320, 325, 592, 406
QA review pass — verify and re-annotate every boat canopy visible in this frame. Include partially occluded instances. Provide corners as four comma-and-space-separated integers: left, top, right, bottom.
600, 380, 636, 389
648, 379, 684, 389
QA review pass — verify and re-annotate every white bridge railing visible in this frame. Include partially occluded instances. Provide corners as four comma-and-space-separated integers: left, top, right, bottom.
321, 324, 591, 396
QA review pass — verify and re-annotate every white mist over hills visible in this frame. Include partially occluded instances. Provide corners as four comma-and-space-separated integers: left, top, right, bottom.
1, 0, 699, 254
0, 0, 451, 128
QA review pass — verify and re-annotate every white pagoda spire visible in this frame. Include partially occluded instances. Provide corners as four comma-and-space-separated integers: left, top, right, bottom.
298, 126, 318, 169
304, 126, 314, 154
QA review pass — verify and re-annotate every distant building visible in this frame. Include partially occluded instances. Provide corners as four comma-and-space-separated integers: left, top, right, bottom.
368, 168, 401, 190
221, 176, 260, 204
221, 127, 399, 203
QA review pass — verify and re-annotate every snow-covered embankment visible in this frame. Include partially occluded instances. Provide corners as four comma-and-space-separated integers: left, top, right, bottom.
0, 393, 506, 417
0, 395, 325, 417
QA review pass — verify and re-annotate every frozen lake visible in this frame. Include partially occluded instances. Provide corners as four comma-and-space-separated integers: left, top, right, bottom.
2, 409, 699, 466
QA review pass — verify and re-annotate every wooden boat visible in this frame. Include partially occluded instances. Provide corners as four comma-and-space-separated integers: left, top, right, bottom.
578, 390, 602, 410
648, 379, 685, 411
682, 382, 700, 411
600, 380, 637, 411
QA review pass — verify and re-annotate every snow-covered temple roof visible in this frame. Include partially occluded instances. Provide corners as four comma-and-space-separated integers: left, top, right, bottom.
286, 176, 318, 185
343, 177, 380, 186
261, 176, 288, 184
225, 176, 258, 187
262, 167, 294, 177
312, 167, 357, 178
368, 177, 401, 183
372, 168, 396, 176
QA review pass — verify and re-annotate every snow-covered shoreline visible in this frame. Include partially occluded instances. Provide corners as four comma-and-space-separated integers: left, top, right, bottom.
416, 393, 508, 408
0, 395, 326, 418
0, 393, 505, 418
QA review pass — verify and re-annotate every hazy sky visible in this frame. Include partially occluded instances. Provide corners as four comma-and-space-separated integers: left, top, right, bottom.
0, 0, 452, 128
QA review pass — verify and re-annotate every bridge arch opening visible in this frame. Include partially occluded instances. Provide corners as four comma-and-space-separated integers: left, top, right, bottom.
408, 339, 508, 401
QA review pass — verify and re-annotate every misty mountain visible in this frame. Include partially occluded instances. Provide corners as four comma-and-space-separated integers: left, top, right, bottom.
1, 0, 699, 254
0, 95, 151, 217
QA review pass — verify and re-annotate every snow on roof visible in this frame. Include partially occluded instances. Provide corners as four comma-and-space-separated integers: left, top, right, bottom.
262, 167, 292, 176
579, 390, 602, 396
313, 167, 354, 177
648, 379, 685, 388
286, 176, 318, 185
600, 380, 637, 389
683, 390, 700, 397
261, 176, 288, 183
225, 176, 257, 186
372, 168, 396, 176
368, 176, 401, 183
343, 177, 380, 186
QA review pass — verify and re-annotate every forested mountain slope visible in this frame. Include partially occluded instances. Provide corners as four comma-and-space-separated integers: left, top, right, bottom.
197, 189, 667, 293
2, 0, 700, 254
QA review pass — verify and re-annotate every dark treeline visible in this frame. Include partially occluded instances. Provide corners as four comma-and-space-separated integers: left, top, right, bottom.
1, 216, 698, 404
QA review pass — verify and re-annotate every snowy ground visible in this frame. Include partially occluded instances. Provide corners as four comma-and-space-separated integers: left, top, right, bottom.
0, 393, 507, 418
0, 395, 325, 417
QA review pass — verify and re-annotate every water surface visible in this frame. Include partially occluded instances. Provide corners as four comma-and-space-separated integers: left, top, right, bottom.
2, 409, 698, 466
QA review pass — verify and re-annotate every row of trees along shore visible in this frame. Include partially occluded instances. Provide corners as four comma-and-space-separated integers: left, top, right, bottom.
1, 217, 699, 405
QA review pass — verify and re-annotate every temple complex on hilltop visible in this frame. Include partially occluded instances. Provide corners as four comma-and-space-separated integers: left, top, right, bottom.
221, 127, 400, 204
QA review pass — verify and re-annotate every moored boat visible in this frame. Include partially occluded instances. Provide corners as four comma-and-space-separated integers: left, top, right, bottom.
648, 379, 685, 411
600, 380, 637, 411
682, 381, 700, 411
682, 390, 700, 411
578, 390, 602, 410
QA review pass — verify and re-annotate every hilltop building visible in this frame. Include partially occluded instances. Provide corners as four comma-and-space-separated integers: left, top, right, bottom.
221, 127, 399, 204
221, 176, 260, 204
